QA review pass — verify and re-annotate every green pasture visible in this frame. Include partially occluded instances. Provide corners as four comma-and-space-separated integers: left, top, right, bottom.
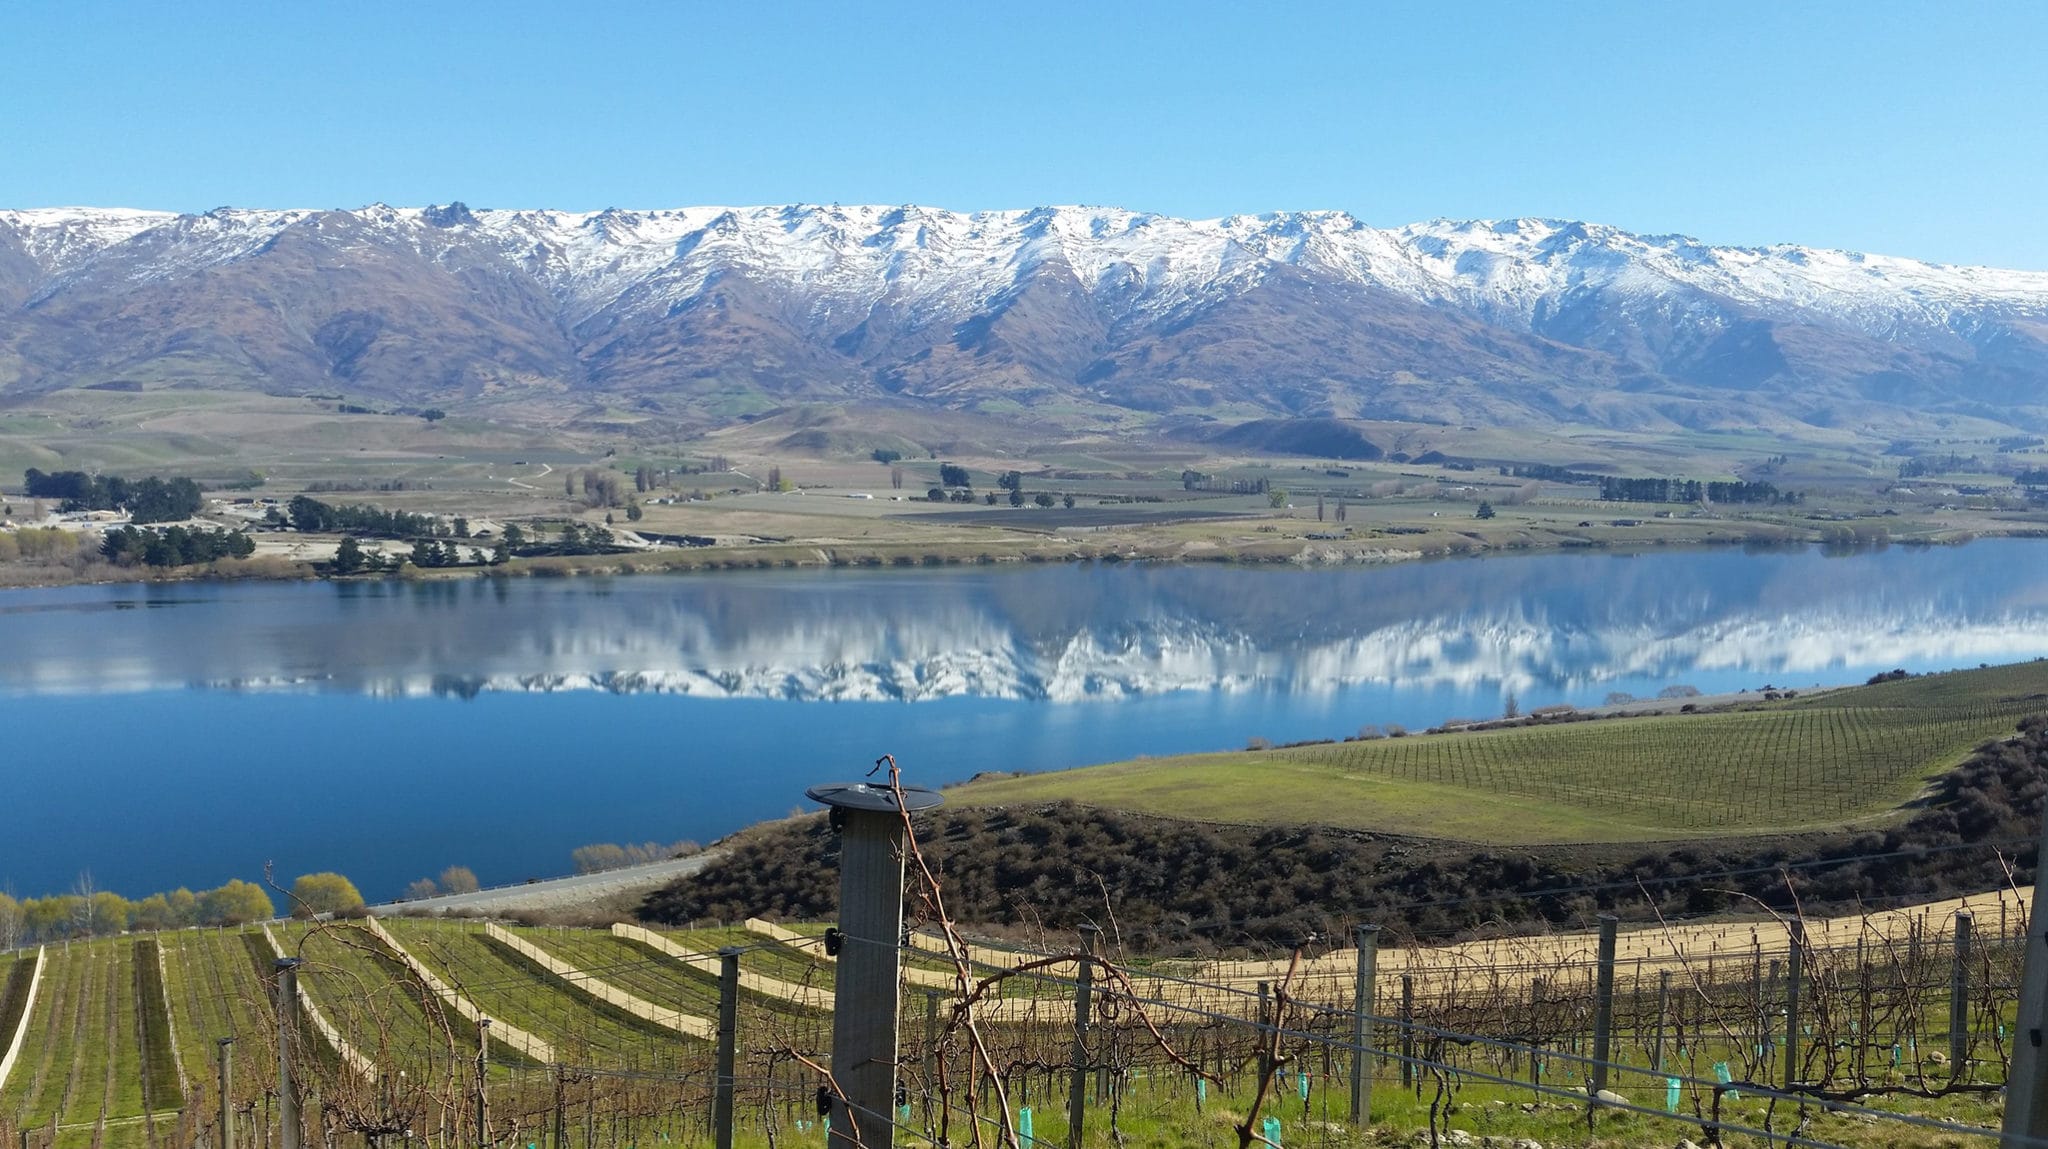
952, 661, 2048, 843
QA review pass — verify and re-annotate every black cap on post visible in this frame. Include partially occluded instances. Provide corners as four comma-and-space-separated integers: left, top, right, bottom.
805, 782, 945, 814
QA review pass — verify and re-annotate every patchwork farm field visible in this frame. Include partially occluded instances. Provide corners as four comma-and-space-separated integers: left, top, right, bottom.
951, 660, 2048, 842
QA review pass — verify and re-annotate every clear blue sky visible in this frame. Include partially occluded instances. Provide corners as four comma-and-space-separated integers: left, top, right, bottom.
5, 1, 2044, 267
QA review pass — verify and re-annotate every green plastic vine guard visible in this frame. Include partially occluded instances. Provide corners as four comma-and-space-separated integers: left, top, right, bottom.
1713, 1061, 1739, 1101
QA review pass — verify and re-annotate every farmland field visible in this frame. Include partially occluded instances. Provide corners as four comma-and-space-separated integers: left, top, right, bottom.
508, 926, 831, 1032
0, 902, 2032, 1149
131, 940, 181, 1116
157, 928, 277, 1115
377, 918, 702, 1069
950, 660, 2048, 842
0, 942, 154, 1149
643, 926, 832, 988
294, 922, 484, 1071
0, 919, 825, 1147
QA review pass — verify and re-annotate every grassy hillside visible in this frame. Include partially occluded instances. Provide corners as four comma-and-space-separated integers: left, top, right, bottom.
951, 660, 2048, 843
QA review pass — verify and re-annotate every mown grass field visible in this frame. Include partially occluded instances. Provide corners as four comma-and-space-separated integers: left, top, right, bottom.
951, 660, 2048, 843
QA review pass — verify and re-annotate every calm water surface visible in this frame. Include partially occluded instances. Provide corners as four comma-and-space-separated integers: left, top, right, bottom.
5, 541, 2048, 898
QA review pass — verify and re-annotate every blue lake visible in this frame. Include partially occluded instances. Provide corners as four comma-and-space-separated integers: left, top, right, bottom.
5, 540, 2048, 900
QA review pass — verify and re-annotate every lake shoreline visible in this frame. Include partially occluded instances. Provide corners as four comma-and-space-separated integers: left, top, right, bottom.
0, 512, 1993, 593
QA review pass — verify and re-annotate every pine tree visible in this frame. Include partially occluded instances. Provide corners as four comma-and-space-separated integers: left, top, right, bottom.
333, 536, 365, 574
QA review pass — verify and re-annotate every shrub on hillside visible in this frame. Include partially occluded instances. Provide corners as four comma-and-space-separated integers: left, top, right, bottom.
642, 717, 2048, 952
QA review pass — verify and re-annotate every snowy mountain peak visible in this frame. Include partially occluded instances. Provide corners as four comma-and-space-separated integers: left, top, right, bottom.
0, 206, 178, 275
4, 202, 2047, 431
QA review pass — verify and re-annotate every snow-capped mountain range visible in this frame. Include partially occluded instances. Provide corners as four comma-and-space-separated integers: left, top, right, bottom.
4, 203, 2047, 431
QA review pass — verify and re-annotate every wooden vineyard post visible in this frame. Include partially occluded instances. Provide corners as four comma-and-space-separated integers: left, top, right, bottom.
552, 1066, 566, 1149
273, 959, 300, 1149
1069, 924, 1099, 1149
714, 949, 739, 1149
1256, 979, 1274, 1100
1400, 975, 1416, 1094
1652, 970, 1671, 1075
1857, 946, 1873, 1084
217, 1037, 234, 1149
806, 780, 943, 1149
475, 1018, 491, 1149
1951, 913, 1973, 1082
921, 990, 939, 1140
1759, 958, 1776, 1080
1589, 915, 1618, 1110
1350, 924, 1380, 1126
1785, 921, 1804, 1090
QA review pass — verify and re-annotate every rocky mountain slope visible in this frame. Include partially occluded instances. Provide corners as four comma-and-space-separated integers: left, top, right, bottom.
4, 203, 2046, 432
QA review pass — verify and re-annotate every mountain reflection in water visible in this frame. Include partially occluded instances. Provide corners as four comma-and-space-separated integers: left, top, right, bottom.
2, 542, 2046, 701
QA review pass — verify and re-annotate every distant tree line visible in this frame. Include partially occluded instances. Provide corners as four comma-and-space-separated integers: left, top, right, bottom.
287, 495, 441, 538
571, 840, 702, 875
1598, 477, 1795, 504
1898, 453, 1984, 478
304, 479, 433, 493
573, 468, 627, 507
0, 528, 90, 565
926, 486, 1075, 508
402, 866, 481, 902
1500, 463, 1602, 484
323, 520, 617, 576
0, 878, 274, 946
1181, 471, 1271, 494
407, 538, 491, 569
528, 521, 616, 555
100, 524, 255, 567
23, 469, 204, 523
